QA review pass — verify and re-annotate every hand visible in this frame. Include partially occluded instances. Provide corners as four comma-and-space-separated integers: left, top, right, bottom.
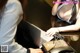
53, 0, 61, 4
46, 28, 59, 37
29, 48, 43, 53
57, 0, 61, 2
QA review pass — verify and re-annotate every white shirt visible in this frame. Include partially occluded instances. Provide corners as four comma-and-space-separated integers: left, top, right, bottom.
0, 0, 27, 53
57, 0, 79, 24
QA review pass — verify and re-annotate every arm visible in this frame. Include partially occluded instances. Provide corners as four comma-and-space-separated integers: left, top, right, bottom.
57, 9, 80, 32
0, 0, 27, 53
46, 9, 80, 36
0, 1, 43, 53
52, 0, 61, 15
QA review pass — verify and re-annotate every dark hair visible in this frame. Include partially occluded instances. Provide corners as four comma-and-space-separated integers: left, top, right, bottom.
69, 0, 79, 24
0, 0, 8, 10
0, 0, 8, 25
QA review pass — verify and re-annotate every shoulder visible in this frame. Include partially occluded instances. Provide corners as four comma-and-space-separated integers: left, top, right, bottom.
6, 0, 21, 7
5, 0, 23, 13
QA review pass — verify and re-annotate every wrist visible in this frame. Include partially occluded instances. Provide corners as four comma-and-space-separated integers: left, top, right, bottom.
56, 28, 60, 33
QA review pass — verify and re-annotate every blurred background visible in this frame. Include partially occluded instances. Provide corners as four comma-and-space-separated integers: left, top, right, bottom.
22, 0, 53, 31
18, 0, 80, 52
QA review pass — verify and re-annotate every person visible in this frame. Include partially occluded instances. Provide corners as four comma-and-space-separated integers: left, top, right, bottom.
0, 0, 43, 53
46, 0, 80, 41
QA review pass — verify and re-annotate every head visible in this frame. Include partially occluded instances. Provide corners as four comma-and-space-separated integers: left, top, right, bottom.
0, 0, 8, 10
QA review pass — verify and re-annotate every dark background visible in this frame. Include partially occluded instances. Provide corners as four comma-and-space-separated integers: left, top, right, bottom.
25, 0, 52, 31
18, 0, 80, 52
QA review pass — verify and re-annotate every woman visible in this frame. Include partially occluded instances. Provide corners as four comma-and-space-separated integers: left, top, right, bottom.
46, 0, 80, 41
0, 0, 43, 53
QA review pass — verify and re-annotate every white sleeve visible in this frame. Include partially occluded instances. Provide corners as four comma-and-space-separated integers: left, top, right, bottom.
0, 0, 27, 53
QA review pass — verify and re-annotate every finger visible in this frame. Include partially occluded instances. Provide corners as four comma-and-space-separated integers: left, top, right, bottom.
46, 32, 52, 36
35, 49, 42, 51
51, 33, 57, 37
36, 49, 43, 53
46, 32, 51, 36
38, 51, 43, 53
46, 28, 52, 33
47, 32, 55, 37
46, 31, 51, 36
46, 29, 52, 35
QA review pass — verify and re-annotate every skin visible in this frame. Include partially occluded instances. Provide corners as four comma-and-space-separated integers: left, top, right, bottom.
46, 0, 80, 36
29, 48, 43, 53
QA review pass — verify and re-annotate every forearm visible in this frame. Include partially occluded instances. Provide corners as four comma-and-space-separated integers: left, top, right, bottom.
52, 0, 61, 15
57, 24, 80, 32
